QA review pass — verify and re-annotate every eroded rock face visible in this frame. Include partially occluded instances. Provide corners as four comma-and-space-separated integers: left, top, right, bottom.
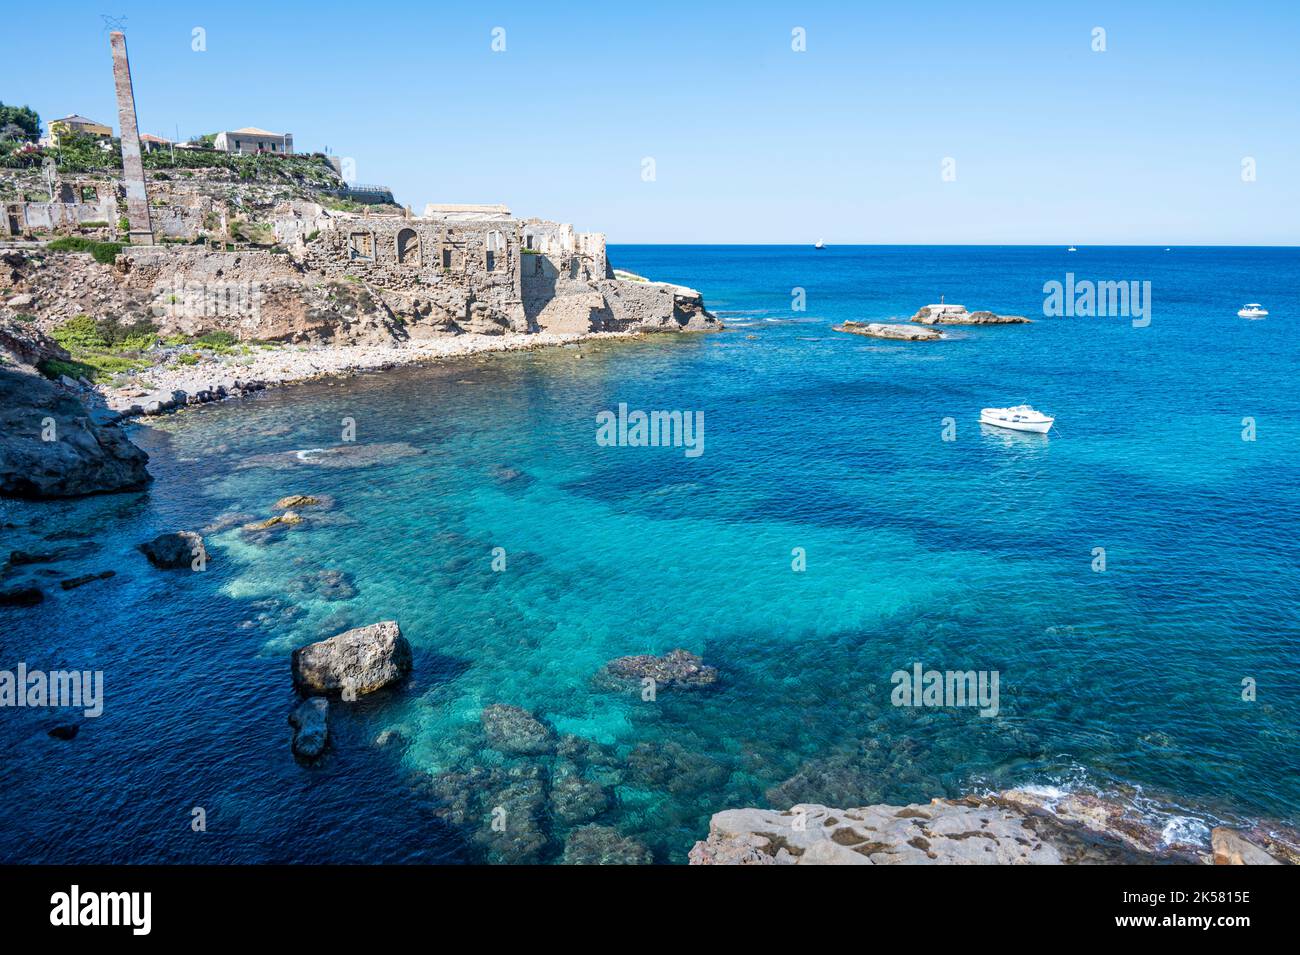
595, 649, 719, 691
481, 704, 557, 756
833, 321, 943, 341
289, 697, 329, 760
138, 531, 206, 569
291, 620, 412, 696
0, 363, 151, 499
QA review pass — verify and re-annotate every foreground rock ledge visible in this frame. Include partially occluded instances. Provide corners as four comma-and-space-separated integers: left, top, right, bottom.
291, 620, 412, 696
0, 321, 151, 498
689, 791, 1297, 865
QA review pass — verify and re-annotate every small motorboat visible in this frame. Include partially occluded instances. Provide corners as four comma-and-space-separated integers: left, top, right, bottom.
1237, 303, 1268, 319
814, 239, 825, 249
1067, 246, 1077, 252
980, 405, 1054, 434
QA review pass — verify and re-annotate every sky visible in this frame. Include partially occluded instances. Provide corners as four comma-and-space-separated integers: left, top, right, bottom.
2, 0, 1297, 244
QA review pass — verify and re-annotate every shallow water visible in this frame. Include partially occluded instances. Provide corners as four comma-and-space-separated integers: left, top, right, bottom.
2, 245, 1297, 863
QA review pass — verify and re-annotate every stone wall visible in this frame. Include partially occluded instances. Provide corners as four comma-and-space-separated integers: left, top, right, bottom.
298, 214, 527, 333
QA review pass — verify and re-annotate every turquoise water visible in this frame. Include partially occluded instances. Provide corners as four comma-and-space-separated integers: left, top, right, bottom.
2, 245, 1298, 863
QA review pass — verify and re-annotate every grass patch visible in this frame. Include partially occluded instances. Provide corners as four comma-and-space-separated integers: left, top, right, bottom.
46, 315, 159, 381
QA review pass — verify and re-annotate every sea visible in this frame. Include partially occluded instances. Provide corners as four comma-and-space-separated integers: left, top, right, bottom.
2, 245, 1297, 863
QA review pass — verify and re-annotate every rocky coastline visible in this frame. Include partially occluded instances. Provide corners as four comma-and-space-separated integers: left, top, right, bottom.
833, 321, 944, 341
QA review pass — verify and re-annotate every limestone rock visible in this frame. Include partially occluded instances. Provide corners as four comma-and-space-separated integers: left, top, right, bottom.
690, 800, 1064, 865
595, 648, 719, 691
1212, 827, 1282, 865
291, 620, 411, 696
138, 531, 206, 569
480, 704, 557, 755
289, 697, 329, 759
833, 321, 943, 341
911, 305, 1030, 325
0, 361, 151, 499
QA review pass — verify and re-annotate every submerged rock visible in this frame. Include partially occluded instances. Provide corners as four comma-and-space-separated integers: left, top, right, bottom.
833, 321, 943, 341
289, 697, 329, 759
60, 570, 115, 590
47, 723, 80, 741
241, 511, 303, 532
139, 531, 207, 569
0, 585, 43, 607
480, 704, 557, 756
595, 648, 719, 691
286, 569, 357, 601
273, 494, 321, 510
549, 760, 611, 825
291, 620, 412, 696
562, 825, 653, 865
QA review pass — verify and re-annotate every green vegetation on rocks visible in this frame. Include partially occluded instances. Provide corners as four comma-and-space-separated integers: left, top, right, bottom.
46, 236, 124, 265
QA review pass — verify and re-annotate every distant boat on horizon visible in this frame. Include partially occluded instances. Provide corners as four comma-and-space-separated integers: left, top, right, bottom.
814, 239, 825, 249
1067, 246, 1077, 252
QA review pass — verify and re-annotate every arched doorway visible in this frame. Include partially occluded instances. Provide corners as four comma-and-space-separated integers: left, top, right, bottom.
396, 228, 421, 265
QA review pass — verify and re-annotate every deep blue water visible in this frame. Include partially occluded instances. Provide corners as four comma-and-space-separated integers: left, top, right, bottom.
2, 245, 1298, 863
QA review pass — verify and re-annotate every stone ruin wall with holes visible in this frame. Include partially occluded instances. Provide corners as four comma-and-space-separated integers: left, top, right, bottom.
295, 215, 529, 334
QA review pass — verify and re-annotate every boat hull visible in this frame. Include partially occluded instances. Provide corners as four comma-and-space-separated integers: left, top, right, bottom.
980, 413, 1053, 434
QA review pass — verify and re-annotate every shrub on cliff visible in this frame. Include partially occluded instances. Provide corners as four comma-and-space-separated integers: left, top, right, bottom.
46, 236, 124, 265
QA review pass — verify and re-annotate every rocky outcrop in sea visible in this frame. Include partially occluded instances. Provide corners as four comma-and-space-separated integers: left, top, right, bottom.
833, 321, 944, 341
594, 648, 719, 691
911, 305, 1031, 325
291, 620, 412, 696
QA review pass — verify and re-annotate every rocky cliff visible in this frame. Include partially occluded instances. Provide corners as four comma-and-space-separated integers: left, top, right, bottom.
0, 319, 150, 497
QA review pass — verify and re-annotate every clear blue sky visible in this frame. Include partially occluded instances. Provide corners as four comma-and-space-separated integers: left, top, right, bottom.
3, 1, 1297, 244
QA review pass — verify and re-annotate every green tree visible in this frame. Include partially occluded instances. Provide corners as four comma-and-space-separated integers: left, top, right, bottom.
0, 102, 40, 141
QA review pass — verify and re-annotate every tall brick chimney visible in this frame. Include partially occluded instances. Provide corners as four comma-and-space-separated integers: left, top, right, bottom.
109, 31, 154, 245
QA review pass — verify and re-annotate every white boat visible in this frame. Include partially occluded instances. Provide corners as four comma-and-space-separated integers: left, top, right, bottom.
814, 239, 825, 249
980, 405, 1055, 434
1237, 303, 1268, 319
1067, 246, 1077, 252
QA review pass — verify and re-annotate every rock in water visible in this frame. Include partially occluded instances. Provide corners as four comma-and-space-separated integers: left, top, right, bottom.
139, 531, 207, 569
0, 365, 151, 499
595, 648, 719, 690
0, 585, 44, 607
291, 620, 412, 696
289, 697, 329, 759
833, 321, 944, 341
562, 826, 653, 865
480, 704, 557, 755
273, 494, 321, 510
